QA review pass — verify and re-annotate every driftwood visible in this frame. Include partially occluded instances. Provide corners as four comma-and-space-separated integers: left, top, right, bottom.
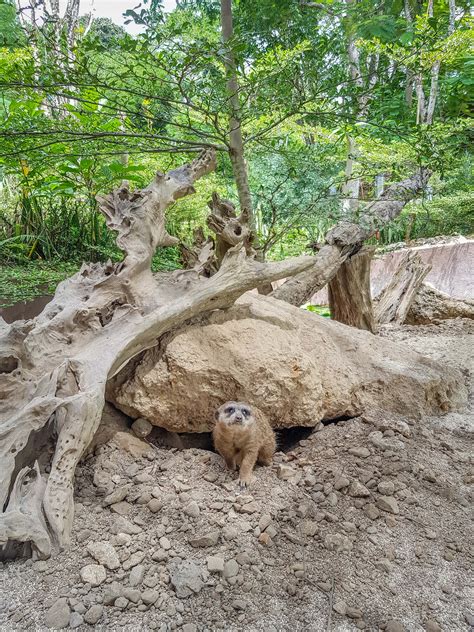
328, 247, 376, 333
271, 169, 431, 306
406, 283, 474, 325
0, 150, 315, 559
374, 251, 431, 324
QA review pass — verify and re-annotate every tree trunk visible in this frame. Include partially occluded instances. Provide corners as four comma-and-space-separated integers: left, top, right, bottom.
341, 135, 360, 214
220, 0, 254, 228
271, 168, 431, 307
406, 283, 474, 325
0, 149, 315, 560
374, 251, 431, 324
328, 247, 376, 332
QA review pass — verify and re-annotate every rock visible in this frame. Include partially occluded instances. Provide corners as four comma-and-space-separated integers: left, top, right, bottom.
103, 581, 123, 605
168, 559, 204, 598
189, 531, 220, 548
69, 612, 83, 629
302, 521, 319, 537
80, 564, 106, 587
108, 294, 465, 432
223, 559, 239, 578
102, 486, 131, 507
348, 481, 371, 497
111, 516, 142, 535
277, 465, 297, 480
333, 600, 347, 615
232, 600, 248, 611
86, 541, 120, 570
84, 605, 103, 625
258, 514, 272, 531
114, 597, 129, 610
122, 551, 145, 570
258, 532, 272, 545
386, 622, 405, 632
183, 500, 200, 518
132, 417, 153, 438
207, 556, 225, 573
424, 621, 442, 632
182, 625, 197, 632
378, 481, 395, 495
45, 598, 70, 629
324, 534, 353, 552
334, 476, 350, 490
141, 589, 159, 605
111, 501, 132, 515
377, 496, 399, 514
346, 607, 363, 619
123, 588, 141, 603
348, 447, 370, 458
237, 502, 259, 514
148, 498, 163, 513
159, 536, 171, 550
129, 564, 146, 586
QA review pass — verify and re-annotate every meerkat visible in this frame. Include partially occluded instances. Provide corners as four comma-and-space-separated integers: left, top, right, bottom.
212, 401, 276, 488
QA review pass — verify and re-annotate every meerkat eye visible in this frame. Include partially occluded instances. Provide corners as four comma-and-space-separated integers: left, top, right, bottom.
242, 409, 250, 417
226, 406, 235, 415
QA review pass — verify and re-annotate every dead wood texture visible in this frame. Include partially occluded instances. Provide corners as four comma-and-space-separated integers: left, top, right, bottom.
271, 169, 431, 307
406, 283, 474, 325
374, 251, 431, 324
328, 247, 376, 332
0, 150, 315, 559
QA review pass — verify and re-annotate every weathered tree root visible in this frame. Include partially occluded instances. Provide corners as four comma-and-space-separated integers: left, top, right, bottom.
0, 149, 315, 559
406, 282, 474, 325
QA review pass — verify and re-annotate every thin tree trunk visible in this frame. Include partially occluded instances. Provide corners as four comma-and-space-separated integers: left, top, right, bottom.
220, 0, 254, 229
341, 135, 360, 214
328, 247, 376, 332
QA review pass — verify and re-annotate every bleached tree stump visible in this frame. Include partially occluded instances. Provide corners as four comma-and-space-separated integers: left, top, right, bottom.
406, 283, 474, 325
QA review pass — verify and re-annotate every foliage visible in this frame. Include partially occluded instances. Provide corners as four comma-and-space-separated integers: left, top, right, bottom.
0, 260, 78, 307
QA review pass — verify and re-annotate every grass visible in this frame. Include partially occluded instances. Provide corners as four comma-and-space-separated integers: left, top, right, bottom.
303, 304, 331, 317
0, 260, 79, 307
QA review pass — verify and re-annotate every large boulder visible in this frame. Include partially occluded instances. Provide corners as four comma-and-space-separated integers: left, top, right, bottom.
107, 294, 467, 432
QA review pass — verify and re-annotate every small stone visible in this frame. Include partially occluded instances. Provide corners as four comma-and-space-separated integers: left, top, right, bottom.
114, 597, 129, 610
464, 612, 474, 626
238, 502, 259, 514
424, 620, 442, 632
189, 531, 220, 548
123, 588, 140, 603
152, 549, 168, 562
324, 533, 352, 552
232, 600, 248, 611
103, 487, 130, 507
45, 598, 70, 629
378, 481, 395, 495
84, 605, 103, 625
129, 564, 145, 586
69, 612, 83, 629
103, 581, 123, 605
141, 589, 159, 605
385, 622, 405, 632
375, 558, 392, 573
203, 471, 219, 483
122, 551, 145, 571
348, 447, 370, 458
111, 516, 142, 535
333, 600, 347, 615
258, 514, 272, 531
425, 529, 437, 540
111, 501, 132, 515
334, 476, 350, 490
277, 464, 296, 480
302, 521, 318, 537
443, 549, 454, 561
169, 559, 204, 598
147, 498, 163, 513
159, 536, 171, 550
80, 564, 106, 587
258, 532, 272, 545
348, 481, 371, 497
377, 496, 399, 514
183, 500, 200, 518
266, 525, 277, 538
132, 417, 153, 438
87, 541, 120, 570
182, 625, 197, 632
223, 525, 238, 540
207, 556, 225, 573
223, 559, 239, 578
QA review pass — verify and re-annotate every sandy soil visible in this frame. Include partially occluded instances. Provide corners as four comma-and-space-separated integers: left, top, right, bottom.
0, 319, 473, 632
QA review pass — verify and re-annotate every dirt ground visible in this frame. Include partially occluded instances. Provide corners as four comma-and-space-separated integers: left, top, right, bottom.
0, 319, 473, 632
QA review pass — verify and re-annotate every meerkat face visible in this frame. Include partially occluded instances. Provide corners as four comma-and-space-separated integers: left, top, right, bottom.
216, 401, 255, 427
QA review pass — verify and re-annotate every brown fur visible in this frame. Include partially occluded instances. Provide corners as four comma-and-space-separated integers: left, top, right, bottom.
212, 401, 276, 488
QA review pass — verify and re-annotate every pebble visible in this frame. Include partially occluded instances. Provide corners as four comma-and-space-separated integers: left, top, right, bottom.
132, 417, 153, 438
277, 465, 296, 480
80, 564, 106, 587
424, 621, 442, 632
182, 625, 197, 632
183, 500, 200, 518
111, 501, 132, 515
114, 597, 129, 609
207, 556, 225, 573
87, 541, 120, 570
333, 600, 347, 615
334, 476, 350, 490
258, 514, 272, 531
111, 516, 142, 535
223, 559, 239, 578
376, 496, 399, 514
348, 447, 370, 458
159, 536, 171, 550
141, 590, 159, 605
378, 481, 395, 495
123, 588, 141, 603
189, 531, 220, 547
148, 498, 163, 513
385, 622, 405, 632
324, 533, 353, 552
84, 605, 103, 625
69, 612, 84, 629
103, 581, 123, 605
348, 481, 371, 497
45, 598, 70, 629
168, 559, 204, 598
123, 551, 145, 571
223, 525, 238, 540
232, 600, 248, 611
102, 487, 130, 507
129, 564, 146, 586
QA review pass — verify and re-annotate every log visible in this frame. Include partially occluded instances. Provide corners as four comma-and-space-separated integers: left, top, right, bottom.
271, 168, 431, 306
406, 282, 474, 325
328, 247, 376, 332
374, 251, 431, 324
0, 149, 315, 559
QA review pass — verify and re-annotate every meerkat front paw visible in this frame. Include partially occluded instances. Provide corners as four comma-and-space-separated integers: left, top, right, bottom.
238, 476, 252, 489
